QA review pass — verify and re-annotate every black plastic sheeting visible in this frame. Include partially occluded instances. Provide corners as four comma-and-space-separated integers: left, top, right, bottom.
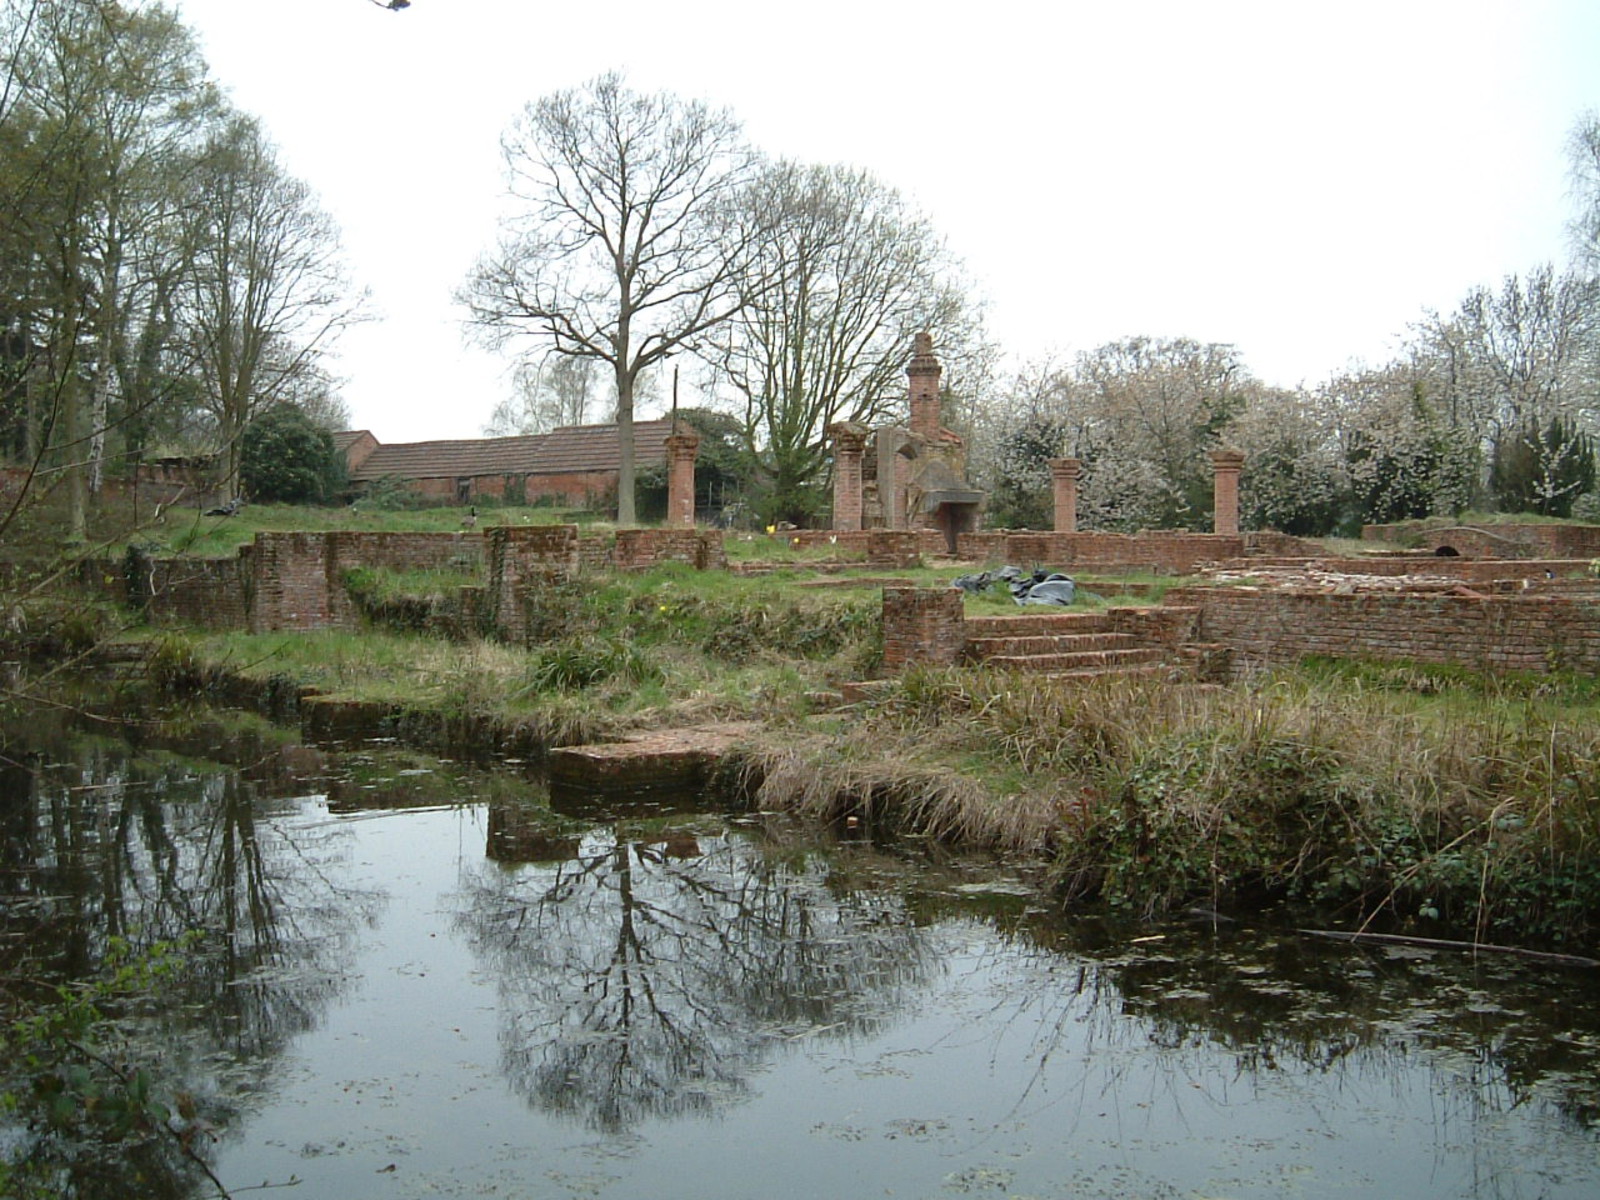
951, 565, 1077, 606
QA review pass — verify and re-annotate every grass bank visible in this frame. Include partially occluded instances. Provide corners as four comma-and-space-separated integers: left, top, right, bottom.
14, 518, 1598, 946
732, 660, 1600, 946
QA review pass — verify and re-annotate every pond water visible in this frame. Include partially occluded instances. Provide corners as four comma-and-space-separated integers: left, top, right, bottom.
2, 714, 1599, 1200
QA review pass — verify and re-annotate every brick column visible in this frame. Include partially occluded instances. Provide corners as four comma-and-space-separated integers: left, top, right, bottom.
1210, 449, 1245, 536
830, 424, 868, 532
1049, 457, 1081, 533
664, 431, 700, 529
907, 331, 943, 441
882, 586, 965, 669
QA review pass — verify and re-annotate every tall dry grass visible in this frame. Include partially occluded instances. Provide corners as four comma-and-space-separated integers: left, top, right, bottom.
735, 665, 1600, 942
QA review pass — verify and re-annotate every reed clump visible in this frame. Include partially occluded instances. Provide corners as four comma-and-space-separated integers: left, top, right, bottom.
737, 665, 1600, 943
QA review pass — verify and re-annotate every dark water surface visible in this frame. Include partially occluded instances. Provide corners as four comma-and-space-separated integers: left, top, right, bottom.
2, 715, 1598, 1199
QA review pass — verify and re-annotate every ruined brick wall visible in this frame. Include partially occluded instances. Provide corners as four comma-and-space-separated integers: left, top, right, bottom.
881, 587, 965, 669
784, 529, 947, 559
1166, 586, 1600, 675
1362, 522, 1600, 558
487, 525, 580, 643
248, 533, 337, 632
142, 559, 248, 628
577, 532, 615, 571
1107, 603, 1202, 647
226, 531, 485, 632
959, 532, 1245, 574
1236, 555, 1595, 583
865, 531, 922, 568
613, 528, 727, 571
1245, 531, 1325, 556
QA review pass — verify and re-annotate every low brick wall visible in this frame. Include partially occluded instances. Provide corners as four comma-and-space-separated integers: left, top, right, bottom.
1227, 555, 1596, 583
865, 531, 922, 568
1107, 604, 1202, 647
128, 524, 730, 635
246, 533, 339, 632
784, 529, 948, 559
959, 531, 1245, 574
147, 558, 248, 628
613, 528, 727, 571
882, 587, 965, 668
1363, 522, 1600, 559
1167, 585, 1600, 675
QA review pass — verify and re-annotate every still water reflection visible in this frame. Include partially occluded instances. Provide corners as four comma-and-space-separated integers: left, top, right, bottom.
1, 717, 1597, 1199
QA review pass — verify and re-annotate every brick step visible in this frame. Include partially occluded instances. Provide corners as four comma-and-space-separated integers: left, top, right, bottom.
964, 611, 1114, 637
980, 646, 1167, 673
965, 631, 1141, 658
1040, 662, 1175, 683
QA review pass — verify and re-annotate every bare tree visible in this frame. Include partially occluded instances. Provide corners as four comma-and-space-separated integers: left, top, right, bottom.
701, 160, 987, 524
462, 72, 754, 525
180, 115, 362, 499
484, 353, 601, 436
1568, 110, 1600, 277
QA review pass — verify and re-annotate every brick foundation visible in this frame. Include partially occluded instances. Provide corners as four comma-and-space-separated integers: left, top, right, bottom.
614, 528, 727, 571
959, 531, 1245, 574
1362, 522, 1600, 559
1168, 586, 1600, 676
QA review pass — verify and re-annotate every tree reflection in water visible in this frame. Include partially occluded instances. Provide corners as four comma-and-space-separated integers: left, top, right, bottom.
456, 819, 934, 1131
0, 727, 380, 1198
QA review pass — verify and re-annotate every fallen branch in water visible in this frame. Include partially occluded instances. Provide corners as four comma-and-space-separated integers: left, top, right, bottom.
1299, 928, 1600, 969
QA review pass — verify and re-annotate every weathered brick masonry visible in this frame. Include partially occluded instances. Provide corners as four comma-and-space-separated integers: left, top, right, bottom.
613, 529, 727, 572
882, 587, 965, 668
1234, 555, 1595, 583
120, 525, 726, 636
1363, 522, 1600, 559
882, 582, 1600, 679
958, 531, 1246, 574
1166, 586, 1600, 675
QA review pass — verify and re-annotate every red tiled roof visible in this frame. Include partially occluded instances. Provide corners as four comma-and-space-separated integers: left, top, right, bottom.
331, 430, 373, 453
526, 419, 674, 475
341, 420, 677, 482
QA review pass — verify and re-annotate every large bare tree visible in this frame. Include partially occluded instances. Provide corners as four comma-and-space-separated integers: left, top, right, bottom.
462, 72, 754, 525
180, 114, 361, 499
701, 160, 986, 525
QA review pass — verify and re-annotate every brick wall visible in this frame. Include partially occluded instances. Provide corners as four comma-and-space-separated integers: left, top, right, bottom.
785, 529, 948, 558
1363, 522, 1600, 558
959, 531, 1245, 574
613, 528, 727, 571
1107, 603, 1202, 647
144, 558, 248, 628
882, 587, 965, 668
1234, 555, 1595, 583
247, 533, 337, 632
488, 525, 580, 643
865, 530, 922, 567
1167, 586, 1600, 675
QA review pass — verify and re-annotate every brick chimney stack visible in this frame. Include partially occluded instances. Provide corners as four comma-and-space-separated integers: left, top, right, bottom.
907, 331, 942, 441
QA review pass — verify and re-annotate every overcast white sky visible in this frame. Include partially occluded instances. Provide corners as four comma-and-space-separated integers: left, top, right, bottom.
173, 0, 1600, 443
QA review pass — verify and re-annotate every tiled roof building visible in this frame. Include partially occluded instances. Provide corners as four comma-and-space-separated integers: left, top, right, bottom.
334, 420, 677, 508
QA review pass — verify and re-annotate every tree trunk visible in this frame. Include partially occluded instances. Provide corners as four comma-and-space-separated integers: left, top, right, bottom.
616, 362, 636, 526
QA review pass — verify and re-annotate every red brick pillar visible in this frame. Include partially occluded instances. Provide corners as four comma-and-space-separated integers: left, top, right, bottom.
830, 424, 868, 532
665, 431, 700, 529
1210, 449, 1245, 536
882, 586, 965, 669
1049, 457, 1081, 533
907, 331, 942, 441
